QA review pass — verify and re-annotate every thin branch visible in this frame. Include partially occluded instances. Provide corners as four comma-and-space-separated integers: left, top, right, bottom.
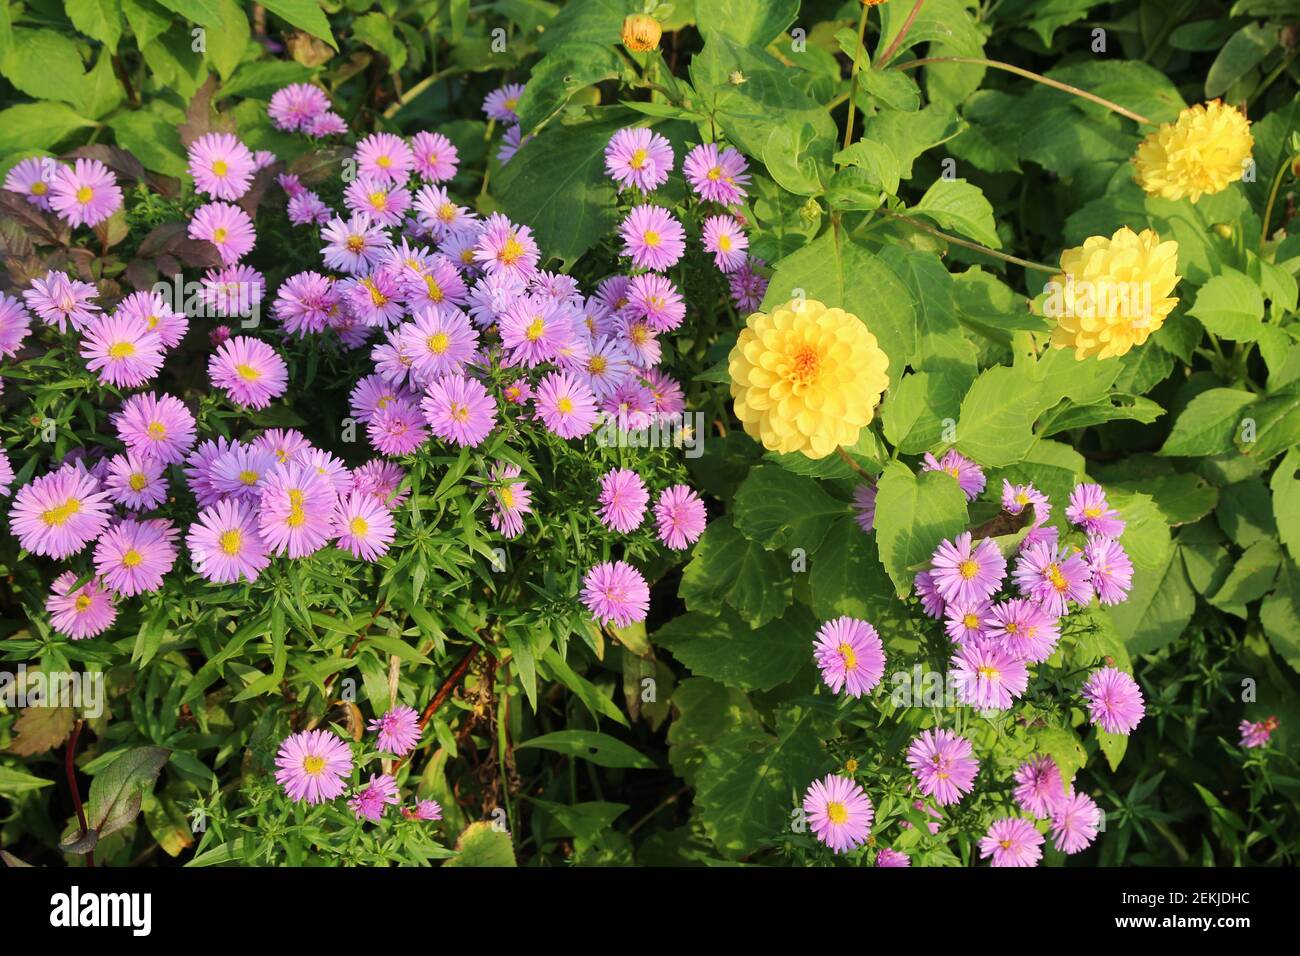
880, 209, 1059, 273
841, 1, 872, 154
389, 644, 483, 776
875, 0, 926, 70
66, 719, 94, 868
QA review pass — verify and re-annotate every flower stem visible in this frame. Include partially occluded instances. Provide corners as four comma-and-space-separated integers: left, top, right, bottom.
1260, 159, 1290, 248
841, 0, 873, 155
880, 209, 1058, 273
66, 719, 94, 868
836, 446, 870, 476
875, 0, 926, 70
892, 56, 1154, 126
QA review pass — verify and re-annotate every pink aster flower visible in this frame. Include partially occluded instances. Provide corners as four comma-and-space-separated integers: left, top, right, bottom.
930, 532, 1006, 606
644, 369, 684, 421
875, 848, 910, 867
350, 773, 400, 822
355, 132, 415, 184
334, 491, 395, 561
619, 204, 684, 272
187, 132, 256, 200
399, 306, 478, 382
597, 468, 648, 533
210, 443, 279, 502
410, 130, 459, 182
402, 256, 468, 313
653, 484, 706, 550
268, 83, 331, 131
46, 571, 116, 639
252, 428, 311, 466
581, 337, 633, 398
534, 370, 599, 439
851, 483, 876, 533
349, 373, 415, 423
187, 498, 271, 583
802, 774, 873, 854
344, 175, 411, 228
4, 157, 56, 210
1067, 483, 1125, 536
94, 518, 178, 597
420, 374, 496, 447
288, 190, 333, 226
701, 214, 748, 273
189, 201, 256, 264
113, 392, 196, 465
116, 289, 190, 348
497, 125, 532, 163
258, 462, 337, 558
502, 378, 534, 406
1013, 541, 1094, 616
729, 258, 768, 311
906, 729, 979, 806
8, 466, 112, 559
0, 451, 12, 498
306, 111, 348, 137
344, 271, 405, 329
413, 184, 474, 240
0, 293, 32, 357
275, 271, 340, 336
368, 705, 421, 756
208, 336, 289, 410
1001, 479, 1050, 520
626, 272, 685, 333
1014, 756, 1065, 818
1081, 667, 1145, 735
581, 560, 649, 627
1050, 791, 1101, 854
950, 639, 1029, 710
1239, 717, 1277, 748
923, 449, 986, 501
944, 599, 991, 645
979, 817, 1044, 867
813, 616, 886, 697
1084, 535, 1133, 605
369, 397, 429, 455
473, 213, 540, 279
486, 462, 532, 538
986, 598, 1059, 663
296, 447, 352, 496
184, 437, 235, 508
352, 459, 408, 509
49, 158, 122, 228
683, 142, 750, 205
405, 799, 443, 821
604, 127, 674, 193
274, 729, 353, 804
24, 270, 100, 332
80, 313, 164, 388
103, 452, 168, 511
321, 214, 392, 275
483, 83, 525, 123
600, 379, 657, 430
914, 569, 945, 618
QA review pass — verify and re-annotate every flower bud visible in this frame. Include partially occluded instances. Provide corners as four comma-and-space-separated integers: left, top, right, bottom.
622, 14, 661, 53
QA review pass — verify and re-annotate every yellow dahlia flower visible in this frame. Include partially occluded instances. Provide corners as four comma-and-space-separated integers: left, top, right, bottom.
1133, 100, 1254, 203
729, 298, 890, 459
1047, 226, 1181, 361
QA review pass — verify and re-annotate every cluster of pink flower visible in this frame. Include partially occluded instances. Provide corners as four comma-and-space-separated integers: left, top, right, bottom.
274, 706, 442, 823
800, 452, 1145, 863
4, 156, 124, 228
603, 127, 768, 312
482, 83, 533, 164
1239, 716, 1278, 748
268, 82, 349, 138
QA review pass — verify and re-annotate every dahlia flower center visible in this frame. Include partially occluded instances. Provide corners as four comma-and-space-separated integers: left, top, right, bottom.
958, 559, 979, 580
424, 275, 444, 300
302, 754, 326, 775
629, 148, 648, 170
346, 235, 366, 252
1046, 564, 1068, 592
42, 498, 82, 526
219, 530, 242, 555
557, 396, 575, 414
789, 345, 820, 385
838, 642, 858, 671
239, 470, 259, 486
212, 159, 229, 176
826, 801, 849, 825
501, 237, 524, 264
349, 516, 369, 536
76, 186, 93, 204
129, 473, 148, 491
525, 317, 545, 341
212, 227, 228, 244
642, 229, 661, 247
122, 549, 143, 567
75, 594, 93, 612
236, 363, 262, 381
428, 332, 450, 354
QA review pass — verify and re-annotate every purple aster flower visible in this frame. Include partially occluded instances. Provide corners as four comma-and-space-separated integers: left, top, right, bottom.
368, 705, 421, 756
401, 305, 478, 382
288, 190, 333, 225
80, 313, 164, 387
682, 142, 750, 205
979, 817, 1044, 867
581, 560, 649, 627
189, 201, 256, 264
103, 452, 168, 511
1084, 535, 1133, 605
930, 532, 1006, 606
344, 175, 411, 228
421, 374, 497, 447
853, 482, 876, 533
483, 83, 525, 123
187, 498, 271, 583
117, 289, 190, 347
93, 517, 178, 596
113, 392, 197, 465
497, 125, 532, 164
275, 729, 353, 804
604, 127, 674, 193
474, 212, 539, 279
499, 294, 569, 367
404, 799, 443, 821
49, 158, 122, 227
410, 130, 459, 182
906, 729, 979, 806
1001, 479, 1050, 520
813, 616, 886, 697
486, 462, 532, 539
209, 336, 288, 409
355, 132, 414, 185
7, 465, 112, 559
582, 336, 634, 398
987, 598, 1059, 663
24, 270, 100, 332
1050, 791, 1101, 854
254, 428, 311, 466
597, 468, 648, 533
4, 157, 56, 209
1013, 541, 1094, 616
875, 848, 910, 867
187, 132, 256, 200
274, 271, 340, 336
653, 485, 706, 550
923, 449, 986, 501
344, 271, 406, 329
944, 599, 991, 645
1239, 717, 1277, 748
1081, 667, 1145, 735
626, 272, 685, 333
184, 437, 236, 508
368, 399, 429, 455
619, 204, 685, 272
258, 462, 337, 558
210, 443, 278, 502
0, 292, 32, 357
352, 460, 409, 509
321, 214, 392, 275
1014, 756, 1065, 818
333, 491, 396, 561
46, 571, 116, 639
1067, 483, 1125, 536
803, 774, 873, 854
268, 83, 331, 131
535, 370, 599, 439
728, 258, 768, 311
701, 214, 748, 273
914, 569, 945, 619
950, 639, 1029, 710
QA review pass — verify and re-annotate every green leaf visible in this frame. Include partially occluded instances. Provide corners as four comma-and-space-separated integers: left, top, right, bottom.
259, 0, 337, 49
444, 821, 517, 867
696, 0, 797, 47
1271, 448, 1300, 562
540, 646, 627, 726
1097, 727, 1129, 772
155, 0, 222, 26
1210, 539, 1280, 608
1159, 388, 1257, 457
1105, 545, 1195, 654
732, 464, 848, 553
810, 516, 912, 631
81, 747, 170, 843
514, 42, 623, 134
110, 109, 188, 176
874, 461, 969, 597
0, 766, 55, 796
66, 0, 123, 53
954, 365, 1040, 466
1260, 560, 1300, 674
517, 730, 655, 769
909, 178, 1001, 249
831, 139, 900, 194
762, 120, 832, 197
679, 516, 792, 627
1033, 727, 1087, 790
1188, 270, 1265, 341
0, 103, 95, 155
3, 28, 89, 108
1205, 22, 1276, 99
653, 606, 814, 692
208, 0, 250, 82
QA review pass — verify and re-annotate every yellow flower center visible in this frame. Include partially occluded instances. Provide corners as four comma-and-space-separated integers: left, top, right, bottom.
1084, 506, 1102, 518
839, 642, 857, 671
286, 489, 306, 527
557, 396, 574, 414
844, 758, 859, 774
212, 159, 229, 177
122, 549, 143, 567
369, 191, 388, 210
504, 97, 519, 111
212, 227, 228, 244
219, 529, 242, 555
239, 470, 259, 486
302, 754, 326, 774
718, 234, 733, 252
826, 801, 848, 825
75, 594, 93, 612
346, 235, 366, 252
642, 229, 661, 247
31, 181, 47, 196
501, 236, 524, 264
349, 516, 369, 536
76, 186, 93, 204
588, 355, 607, 374
525, 317, 545, 341
963, 613, 979, 629
499, 486, 515, 509
424, 275, 444, 301
427, 332, 450, 354
978, 665, 1000, 681
1047, 564, 1068, 592
148, 421, 166, 438
377, 154, 392, 168
707, 166, 723, 181
629, 148, 648, 170
363, 278, 388, 306
129, 473, 148, 491
236, 363, 262, 381
107, 340, 135, 360
42, 498, 81, 526
438, 203, 456, 222
789, 346, 820, 386
958, 559, 979, 580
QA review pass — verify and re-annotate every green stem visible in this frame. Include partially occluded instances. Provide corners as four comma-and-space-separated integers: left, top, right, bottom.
1259, 157, 1290, 247
893, 56, 1154, 125
881, 209, 1058, 273
875, 0, 927, 70
840, 0, 872, 155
